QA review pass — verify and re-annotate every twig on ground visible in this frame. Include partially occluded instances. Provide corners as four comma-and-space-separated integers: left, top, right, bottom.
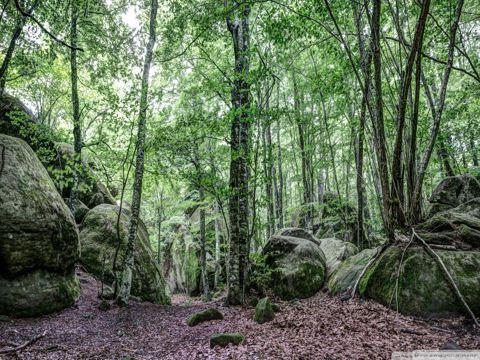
0, 330, 47, 354
412, 228, 479, 328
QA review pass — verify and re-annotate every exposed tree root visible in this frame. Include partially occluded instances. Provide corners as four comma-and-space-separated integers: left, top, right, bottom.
412, 228, 479, 328
0, 330, 47, 354
350, 244, 387, 299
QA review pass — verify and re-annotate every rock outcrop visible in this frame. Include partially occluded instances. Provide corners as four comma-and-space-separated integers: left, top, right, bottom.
358, 246, 480, 317
319, 238, 358, 275
262, 228, 326, 300
79, 204, 170, 304
327, 247, 380, 295
0, 134, 80, 317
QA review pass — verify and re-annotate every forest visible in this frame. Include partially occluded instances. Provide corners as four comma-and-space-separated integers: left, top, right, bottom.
0, 0, 480, 358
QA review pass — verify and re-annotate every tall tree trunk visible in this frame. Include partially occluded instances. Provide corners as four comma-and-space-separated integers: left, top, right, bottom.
199, 185, 209, 300
116, 0, 158, 306
225, 0, 251, 306
371, 0, 394, 242
68, 0, 82, 214
354, 2, 372, 248
276, 116, 284, 229
265, 109, 276, 236
390, 0, 430, 228
214, 201, 222, 289
156, 189, 164, 263
410, 0, 464, 224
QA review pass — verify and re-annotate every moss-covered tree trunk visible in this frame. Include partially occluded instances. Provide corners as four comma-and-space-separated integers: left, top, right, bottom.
225, 0, 251, 306
116, 0, 158, 306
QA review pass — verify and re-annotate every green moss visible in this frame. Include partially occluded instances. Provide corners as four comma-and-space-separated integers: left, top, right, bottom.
187, 308, 223, 326
254, 297, 275, 324
361, 246, 480, 317
210, 333, 244, 348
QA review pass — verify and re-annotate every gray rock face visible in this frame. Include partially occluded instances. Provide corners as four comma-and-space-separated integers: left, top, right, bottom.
319, 238, 358, 275
275, 227, 320, 245
428, 174, 480, 216
0, 134, 80, 317
417, 198, 480, 249
262, 230, 326, 300
79, 204, 170, 304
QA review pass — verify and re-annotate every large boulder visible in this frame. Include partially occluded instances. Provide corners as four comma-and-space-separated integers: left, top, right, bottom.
262, 229, 326, 300
315, 193, 358, 244
416, 198, 480, 250
0, 134, 80, 317
327, 247, 380, 295
359, 245, 480, 317
0, 94, 114, 213
161, 220, 201, 296
427, 174, 480, 217
79, 204, 170, 304
319, 238, 358, 275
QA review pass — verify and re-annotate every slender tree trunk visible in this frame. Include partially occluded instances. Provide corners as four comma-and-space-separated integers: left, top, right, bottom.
116, 0, 158, 306
276, 116, 284, 229
225, 0, 251, 306
470, 135, 478, 167
214, 201, 222, 289
0, 1, 39, 96
410, 0, 464, 224
156, 189, 164, 263
199, 186, 209, 300
371, 0, 394, 242
265, 110, 276, 236
390, 0, 430, 228
68, 0, 82, 214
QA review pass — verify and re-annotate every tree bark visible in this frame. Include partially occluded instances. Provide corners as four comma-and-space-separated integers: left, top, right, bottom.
214, 201, 222, 289
199, 185, 209, 300
116, 0, 158, 306
68, 0, 82, 214
390, 0, 430, 228
371, 0, 394, 242
225, 0, 251, 306
410, 0, 464, 224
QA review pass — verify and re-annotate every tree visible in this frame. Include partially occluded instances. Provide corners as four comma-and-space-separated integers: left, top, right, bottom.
225, 0, 252, 306
116, 0, 158, 306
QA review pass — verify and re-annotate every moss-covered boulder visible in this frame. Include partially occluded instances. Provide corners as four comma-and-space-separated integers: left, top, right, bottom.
79, 204, 170, 304
275, 227, 320, 245
416, 198, 480, 250
359, 245, 480, 317
254, 297, 275, 324
187, 308, 223, 326
262, 231, 326, 300
319, 238, 358, 275
327, 247, 380, 295
210, 333, 244, 348
0, 134, 80, 317
161, 220, 202, 296
427, 174, 480, 217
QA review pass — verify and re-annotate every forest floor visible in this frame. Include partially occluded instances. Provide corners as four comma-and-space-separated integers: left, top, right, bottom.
0, 270, 479, 360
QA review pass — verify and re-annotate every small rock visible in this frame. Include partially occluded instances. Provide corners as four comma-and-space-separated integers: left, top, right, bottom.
210, 333, 244, 348
187, 308, 223, 327
254, 297, 275, 324
98, 300, 111, 311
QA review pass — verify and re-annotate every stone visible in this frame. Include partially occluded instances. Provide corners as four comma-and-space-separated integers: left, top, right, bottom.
72, 199, 89, 224
416, 198, 480, 250
79, 204, 170, 304
358, 245, 480, 317
0, 134, 80, 317
428, 174, 480, 217
319, 238, 358, 275
327, 247, 380, 295
275, 227, 320, 245
210, 333, 244, 348
187, 308, 223, 326
262, 231, 326, 300
254, 297, 275, 324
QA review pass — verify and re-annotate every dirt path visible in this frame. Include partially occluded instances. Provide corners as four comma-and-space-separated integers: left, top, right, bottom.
0, 270, 478, 359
